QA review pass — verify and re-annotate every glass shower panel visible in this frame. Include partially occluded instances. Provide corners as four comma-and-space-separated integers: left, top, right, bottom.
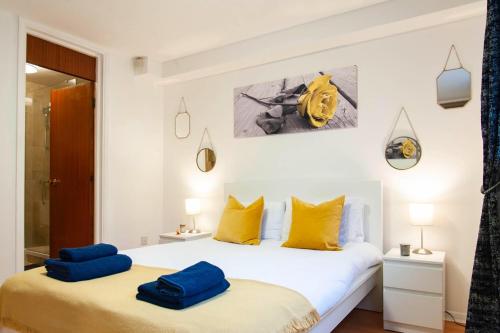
25, 78, 51, 267
24, 64, 80, 269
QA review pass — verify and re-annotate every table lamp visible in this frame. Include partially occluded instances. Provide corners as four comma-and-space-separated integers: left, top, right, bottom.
185, 198, 201, 233
409, 203, 434, 255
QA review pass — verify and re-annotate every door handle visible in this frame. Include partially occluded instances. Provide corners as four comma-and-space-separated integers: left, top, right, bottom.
49, 178, 61, 185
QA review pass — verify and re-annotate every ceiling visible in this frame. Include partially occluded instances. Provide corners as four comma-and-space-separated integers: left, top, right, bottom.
0, 0, 387, 61
26, 64, 76, 86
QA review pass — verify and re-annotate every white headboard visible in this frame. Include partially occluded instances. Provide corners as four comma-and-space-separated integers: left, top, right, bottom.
224, 179, 383, 251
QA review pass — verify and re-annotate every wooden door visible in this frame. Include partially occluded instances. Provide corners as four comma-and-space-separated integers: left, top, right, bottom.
49, 83, 94, 258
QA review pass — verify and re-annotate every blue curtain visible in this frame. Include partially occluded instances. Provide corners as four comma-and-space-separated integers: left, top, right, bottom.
466, 0, 500, 331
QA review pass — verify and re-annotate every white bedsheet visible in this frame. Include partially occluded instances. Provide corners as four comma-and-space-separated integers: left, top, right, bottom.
121, 239, 382, 316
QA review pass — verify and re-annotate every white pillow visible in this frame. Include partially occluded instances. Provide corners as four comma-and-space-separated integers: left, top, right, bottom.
281, 197, 293, 241
244, 200, 286, 240
338, 197, 365, 245
281, 197, 365, 245
261, 201, 286, 240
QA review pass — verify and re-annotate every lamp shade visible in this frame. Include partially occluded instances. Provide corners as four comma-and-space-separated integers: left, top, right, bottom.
409, 203, 434, 226
25, 64, 38, 74
185, 198, 201, 216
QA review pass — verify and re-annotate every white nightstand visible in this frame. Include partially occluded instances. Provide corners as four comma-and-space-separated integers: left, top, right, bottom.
159, 231, 212, 244
383, 248, 446, 333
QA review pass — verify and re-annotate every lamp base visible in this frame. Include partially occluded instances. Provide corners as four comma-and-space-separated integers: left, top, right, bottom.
412, 248, 433, 255
189, 217, 200, 233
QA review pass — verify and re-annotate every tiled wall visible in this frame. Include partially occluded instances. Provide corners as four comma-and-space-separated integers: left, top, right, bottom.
25, 81, 50, 250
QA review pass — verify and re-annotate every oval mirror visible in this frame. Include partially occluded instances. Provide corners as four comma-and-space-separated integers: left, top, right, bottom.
196, 148, 216, 172
385, 136, 422, 170
437, 67, 471, 109
175, 112, 190, 139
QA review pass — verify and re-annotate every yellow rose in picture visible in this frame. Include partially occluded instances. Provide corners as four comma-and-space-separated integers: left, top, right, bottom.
297, 75, 338, 128
401, 139, 417, 158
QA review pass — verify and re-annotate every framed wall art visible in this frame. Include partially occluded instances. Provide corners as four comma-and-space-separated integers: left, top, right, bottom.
233, 66, 358, 138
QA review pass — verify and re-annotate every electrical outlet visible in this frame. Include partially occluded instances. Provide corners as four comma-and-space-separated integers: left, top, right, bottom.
140, 236, 148, 246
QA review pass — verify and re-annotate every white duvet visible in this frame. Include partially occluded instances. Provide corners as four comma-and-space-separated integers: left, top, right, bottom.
121, 239, 382, 316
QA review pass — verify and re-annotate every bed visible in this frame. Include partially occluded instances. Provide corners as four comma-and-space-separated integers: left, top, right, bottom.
0, 179, 383, 333
222, 179, 384, 332
122, 238, 382, 328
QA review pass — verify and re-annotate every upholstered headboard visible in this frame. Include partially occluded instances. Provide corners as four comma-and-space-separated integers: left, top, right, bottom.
224, 179, 383, 251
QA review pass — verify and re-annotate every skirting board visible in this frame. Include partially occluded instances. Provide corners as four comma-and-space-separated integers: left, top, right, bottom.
384, 320, 442, 333
445, 310, 466, 324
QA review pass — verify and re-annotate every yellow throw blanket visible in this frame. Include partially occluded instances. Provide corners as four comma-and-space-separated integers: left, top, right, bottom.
0, 265, 319, 333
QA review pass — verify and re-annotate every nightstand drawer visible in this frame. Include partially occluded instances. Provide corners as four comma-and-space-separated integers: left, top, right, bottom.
384, 261, 443, 294
384, 288, 443, 330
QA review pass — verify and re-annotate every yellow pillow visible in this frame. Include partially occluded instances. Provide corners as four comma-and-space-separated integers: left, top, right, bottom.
282, 196, 345, 251
214, 195, 264, 245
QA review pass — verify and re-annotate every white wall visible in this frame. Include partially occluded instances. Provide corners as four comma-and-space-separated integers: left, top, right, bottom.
163, 16, 486, 318
0, 10, 19, 282
0, 10, 164, 281
102, 54, 164, 249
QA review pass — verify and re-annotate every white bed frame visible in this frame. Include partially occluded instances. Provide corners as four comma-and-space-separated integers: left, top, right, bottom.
225, 179, 383, 333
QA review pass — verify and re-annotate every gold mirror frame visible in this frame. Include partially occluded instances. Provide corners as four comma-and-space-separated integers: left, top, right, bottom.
385, 108, 422, 171
196, 148, 216, 172
175, 97, 191, 139
385, 136, 422, 170
436, 45, 472, 109
196, 128, 216, 172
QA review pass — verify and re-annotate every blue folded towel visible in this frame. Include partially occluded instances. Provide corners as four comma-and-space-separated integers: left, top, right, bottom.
137, 279, 230, 309
59, 243, 118, 262
45, 254, 132, 282
157, 261, 225, 297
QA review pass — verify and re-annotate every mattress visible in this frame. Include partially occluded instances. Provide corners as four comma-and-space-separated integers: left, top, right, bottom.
121, 238, 382, 316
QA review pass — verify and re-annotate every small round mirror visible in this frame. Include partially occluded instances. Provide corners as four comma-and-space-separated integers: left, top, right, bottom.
385, 136, 422, 170
196, 148, 216, 172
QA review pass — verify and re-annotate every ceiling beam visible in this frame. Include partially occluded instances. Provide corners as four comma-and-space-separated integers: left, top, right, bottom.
159, 0, 485, 85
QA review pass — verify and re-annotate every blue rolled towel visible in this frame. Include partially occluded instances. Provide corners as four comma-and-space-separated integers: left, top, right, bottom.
157, 261, 225, 297
59, 243, 118, 262
137, 279, 230, 310
45, 254, 132, 282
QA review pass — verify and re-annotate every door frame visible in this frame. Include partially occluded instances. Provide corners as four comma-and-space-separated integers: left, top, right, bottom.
16, 18, 105, 272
